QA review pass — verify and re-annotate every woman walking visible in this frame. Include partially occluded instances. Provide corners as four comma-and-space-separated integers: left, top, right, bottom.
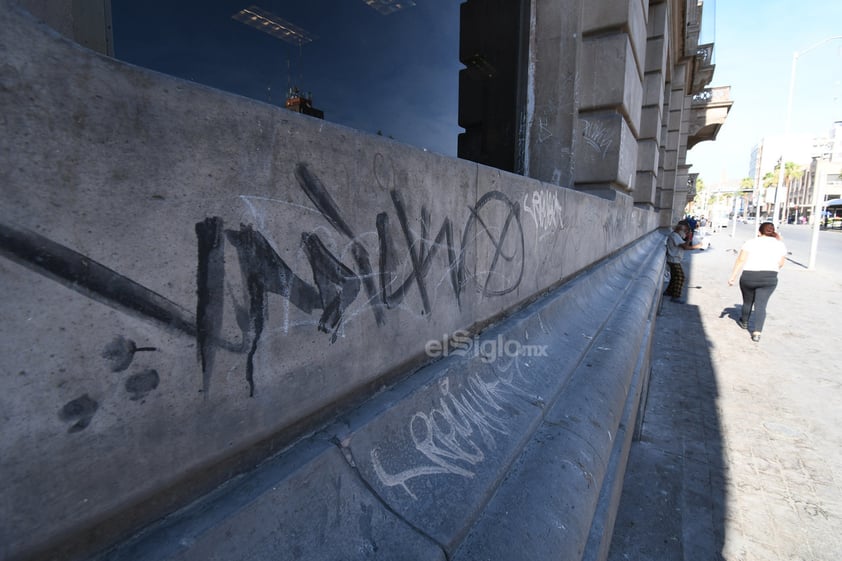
727, 222, 787, 342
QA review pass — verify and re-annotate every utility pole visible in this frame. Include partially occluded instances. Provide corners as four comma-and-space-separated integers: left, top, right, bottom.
777, 35, 842, 269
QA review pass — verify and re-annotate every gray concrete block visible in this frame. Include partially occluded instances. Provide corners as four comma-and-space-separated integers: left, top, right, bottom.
668, 106, 685, 131
658, 187, 676, 209
452, 427, 604, 561
98, 442, 447, 561
345, 355, 549, 550
627, 0, 648, 76
582, 0, 647, 77
647, 0, 668, 38
672, 63, 687, 88
582, 0, 627, 32
575, 111, 637, 189
580, 34, 643, 131
634, 172, 658, 206
639, 104, 662, 143
666, 129, 681, 149
644, 36, 667, 74
582, 0, 648, 74
579, 269, 659, 561
643, 72, 666, 111
637, 138, 659, 172
664, 146, 679, 170
451, 235, 662, 561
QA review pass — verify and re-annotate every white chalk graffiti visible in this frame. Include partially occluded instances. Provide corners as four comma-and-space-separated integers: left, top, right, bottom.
537, 116, 553, 143
523, 190, 565, 232
582, 119, 613, 159
370, 372, 517, 500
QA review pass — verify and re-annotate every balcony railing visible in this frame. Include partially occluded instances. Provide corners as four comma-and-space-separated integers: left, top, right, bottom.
691, 86, 731, 106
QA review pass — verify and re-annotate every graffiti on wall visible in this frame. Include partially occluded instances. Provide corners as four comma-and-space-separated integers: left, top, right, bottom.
522, 189, 565, 235
0, 161, 538, 413
581, 118, 613, 159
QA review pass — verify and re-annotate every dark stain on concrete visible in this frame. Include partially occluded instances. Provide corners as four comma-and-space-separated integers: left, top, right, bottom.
59, 393, 99, 433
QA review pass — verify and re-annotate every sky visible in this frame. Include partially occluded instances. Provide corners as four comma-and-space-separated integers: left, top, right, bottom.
111, 0, 463, 157
687, 0, 842, 187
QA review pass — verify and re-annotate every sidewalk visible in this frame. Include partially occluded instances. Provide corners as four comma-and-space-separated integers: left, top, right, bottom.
608, 227, 842, 560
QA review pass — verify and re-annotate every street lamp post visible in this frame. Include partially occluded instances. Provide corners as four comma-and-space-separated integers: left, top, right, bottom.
773, 156, 784, 226
807, 180, 824, 270
776, 35, 842, 270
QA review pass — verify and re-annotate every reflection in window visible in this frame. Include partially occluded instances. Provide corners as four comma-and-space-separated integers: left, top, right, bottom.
111, 1, 462, 157
362, 0, 416, 16
231, 6, 316, 45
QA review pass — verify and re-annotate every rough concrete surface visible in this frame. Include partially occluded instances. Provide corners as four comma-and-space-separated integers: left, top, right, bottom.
0, 4, 660, 559
90, 232, 663, 561
609, 224, 842, 560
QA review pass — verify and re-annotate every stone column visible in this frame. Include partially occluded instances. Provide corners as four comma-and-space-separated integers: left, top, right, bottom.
674, 93, 693, 221
521, 0, 582, 187
664, 64, 689, 223
661, 63, 688, 224
636, 0, 668, 211
573, 0, 646, 200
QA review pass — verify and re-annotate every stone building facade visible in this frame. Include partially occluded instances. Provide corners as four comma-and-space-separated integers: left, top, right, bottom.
2, 2, 731, 560
459, 0, 731, 225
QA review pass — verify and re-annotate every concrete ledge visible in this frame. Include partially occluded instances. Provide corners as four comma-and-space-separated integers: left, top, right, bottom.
96, 232, 664, 561
452, 233, 662, 561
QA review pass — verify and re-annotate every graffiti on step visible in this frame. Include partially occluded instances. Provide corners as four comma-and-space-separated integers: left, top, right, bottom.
369, 356, 536, 500
0, 162, 525, 398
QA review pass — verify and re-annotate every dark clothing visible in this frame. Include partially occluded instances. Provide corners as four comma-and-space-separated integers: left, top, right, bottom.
665, 262, 685, 298
738, 270, 779, 332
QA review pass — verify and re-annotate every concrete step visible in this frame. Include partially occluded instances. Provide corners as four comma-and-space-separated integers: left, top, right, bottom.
93, 233, 665, 561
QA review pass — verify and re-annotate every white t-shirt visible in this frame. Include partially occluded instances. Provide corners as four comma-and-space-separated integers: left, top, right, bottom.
740, 236, 787, 271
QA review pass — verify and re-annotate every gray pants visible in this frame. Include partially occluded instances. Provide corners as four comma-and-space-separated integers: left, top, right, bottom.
739, 270, 778, 332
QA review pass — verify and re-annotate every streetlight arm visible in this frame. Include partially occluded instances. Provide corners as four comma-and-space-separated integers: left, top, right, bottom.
796, 35, 842, 58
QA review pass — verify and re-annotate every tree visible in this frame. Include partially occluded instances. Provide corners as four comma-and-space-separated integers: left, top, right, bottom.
762, 170, 778, 189
691, 177, 730, 217
767, 161, 803, 187
764, 161, 803, 222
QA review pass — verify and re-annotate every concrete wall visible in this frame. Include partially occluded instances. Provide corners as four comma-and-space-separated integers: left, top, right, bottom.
0, 2, 661, 560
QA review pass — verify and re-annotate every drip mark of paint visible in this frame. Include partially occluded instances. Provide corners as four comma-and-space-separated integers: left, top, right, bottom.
102, 336, 157, 372
125, 369, 160, 401
59, 394, 99, 433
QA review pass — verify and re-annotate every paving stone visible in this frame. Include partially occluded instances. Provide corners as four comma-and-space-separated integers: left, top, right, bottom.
609, 227, 842, 561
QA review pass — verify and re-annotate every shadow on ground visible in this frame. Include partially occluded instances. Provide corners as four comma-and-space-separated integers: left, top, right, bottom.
608, 257, 727, 561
